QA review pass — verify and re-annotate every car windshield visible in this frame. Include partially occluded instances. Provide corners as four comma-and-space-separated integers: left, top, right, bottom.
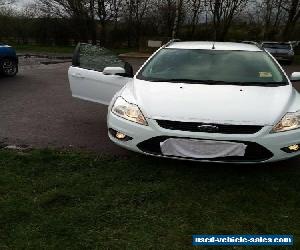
137, 49, 287, 85
263, 43, 291, 50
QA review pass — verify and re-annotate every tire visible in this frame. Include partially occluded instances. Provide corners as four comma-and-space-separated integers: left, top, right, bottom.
1, 59, 18, 77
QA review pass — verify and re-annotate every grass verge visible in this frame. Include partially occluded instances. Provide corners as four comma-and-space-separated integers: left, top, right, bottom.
13, 44, 75, 54
0, 149, 299, 249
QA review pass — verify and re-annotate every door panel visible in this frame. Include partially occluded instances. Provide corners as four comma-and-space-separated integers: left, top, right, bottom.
68, 43, 133, 105
69, 66, 130, 105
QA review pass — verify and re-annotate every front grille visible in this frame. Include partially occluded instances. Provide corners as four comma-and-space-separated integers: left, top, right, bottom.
156, 120, 263, 134
137, 137, 273, 162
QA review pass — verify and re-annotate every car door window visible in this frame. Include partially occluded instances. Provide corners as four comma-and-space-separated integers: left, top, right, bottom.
69, 43, 133, 105
73, 43, 126, 72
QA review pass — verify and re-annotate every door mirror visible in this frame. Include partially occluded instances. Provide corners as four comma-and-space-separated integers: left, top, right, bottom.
290, 72, 300, 82
103, 67, 125, 76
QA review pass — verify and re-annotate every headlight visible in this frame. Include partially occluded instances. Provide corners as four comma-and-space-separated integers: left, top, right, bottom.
272, 111, 300, 133
112, 97, 148, 126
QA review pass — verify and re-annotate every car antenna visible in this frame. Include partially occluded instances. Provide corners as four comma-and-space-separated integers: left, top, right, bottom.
212, 41, 216, 49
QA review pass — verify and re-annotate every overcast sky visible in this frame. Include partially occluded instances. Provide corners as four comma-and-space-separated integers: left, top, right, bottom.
14, 0, 33, 7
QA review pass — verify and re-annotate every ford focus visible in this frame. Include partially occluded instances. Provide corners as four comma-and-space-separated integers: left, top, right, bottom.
68, 41, 300, 163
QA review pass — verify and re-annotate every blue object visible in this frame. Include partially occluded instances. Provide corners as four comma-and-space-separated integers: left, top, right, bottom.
0, 43, 18, 76
0, 43, 18, 62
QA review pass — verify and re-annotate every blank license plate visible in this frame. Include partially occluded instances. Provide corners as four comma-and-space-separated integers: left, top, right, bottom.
160, 138, 247, 159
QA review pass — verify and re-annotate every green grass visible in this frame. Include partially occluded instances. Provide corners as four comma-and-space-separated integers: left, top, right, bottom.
0, 149, 299, 249
13, 44, 75, 54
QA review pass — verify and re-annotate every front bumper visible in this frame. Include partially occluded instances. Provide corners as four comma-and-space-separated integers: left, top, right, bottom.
107, 112, 300, 163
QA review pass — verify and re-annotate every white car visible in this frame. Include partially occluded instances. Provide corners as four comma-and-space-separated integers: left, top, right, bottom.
68, 41, 300, 163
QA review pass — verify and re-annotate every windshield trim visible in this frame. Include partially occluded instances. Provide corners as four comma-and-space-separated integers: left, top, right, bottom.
136, 48, 289, 86
139, 78, 288, 87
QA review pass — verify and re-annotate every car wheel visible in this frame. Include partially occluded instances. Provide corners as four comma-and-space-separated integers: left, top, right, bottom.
1, 59, 18, 76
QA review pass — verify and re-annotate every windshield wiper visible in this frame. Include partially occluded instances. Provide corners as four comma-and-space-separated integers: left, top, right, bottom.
150, 79, 228, 84
232, 81, 288, 86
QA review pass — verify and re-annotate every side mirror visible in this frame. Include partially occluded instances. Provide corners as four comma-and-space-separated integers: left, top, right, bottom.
103, 67, 125, 76
290, 72, 300, 82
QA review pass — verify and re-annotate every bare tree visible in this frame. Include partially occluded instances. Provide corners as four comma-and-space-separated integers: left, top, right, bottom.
110, 0, 122, 30
186, 0, 204, 37
123, 0, 134, 47
96, 0, 112, 45
209, 0, 250, 41
172, 0, 184, 38
258, 0, 285, 40
37, 0, 97, 43
0, 0, 15, 6
133, 0, 149, 46
22, 2, 43, 18
123, 0, 150, 47
88, 0, 97, 44
281, 0, 300, 39
152, 0, 175, 37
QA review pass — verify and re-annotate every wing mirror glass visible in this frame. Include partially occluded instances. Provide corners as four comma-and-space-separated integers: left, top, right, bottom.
290, 72, 300, 82
103, 67, 126, 76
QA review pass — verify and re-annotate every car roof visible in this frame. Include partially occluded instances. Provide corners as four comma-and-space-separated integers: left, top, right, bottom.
166, 41, 262, 52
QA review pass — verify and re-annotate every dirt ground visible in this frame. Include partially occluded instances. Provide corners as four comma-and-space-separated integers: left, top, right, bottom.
0, 56, 145, 155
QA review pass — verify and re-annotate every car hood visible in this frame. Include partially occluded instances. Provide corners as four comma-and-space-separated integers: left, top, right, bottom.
132, 79, 293, 126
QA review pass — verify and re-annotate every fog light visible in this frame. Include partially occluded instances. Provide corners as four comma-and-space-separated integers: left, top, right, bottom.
116, 132, 126, 140
288, 144, 299, 151
282, 144, 300, 153
109, 128, 133, 141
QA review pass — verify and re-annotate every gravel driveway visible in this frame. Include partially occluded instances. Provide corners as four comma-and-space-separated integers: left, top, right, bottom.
1, 55, 300, 163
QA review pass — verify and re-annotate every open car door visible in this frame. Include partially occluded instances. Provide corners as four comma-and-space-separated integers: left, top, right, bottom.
68, 43, 133, 105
